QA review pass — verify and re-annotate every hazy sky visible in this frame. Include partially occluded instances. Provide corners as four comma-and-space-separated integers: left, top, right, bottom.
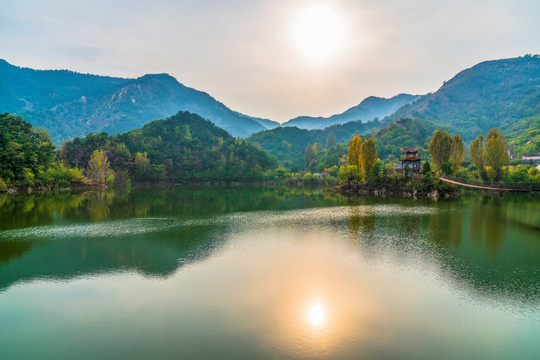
1, 0, 539, 122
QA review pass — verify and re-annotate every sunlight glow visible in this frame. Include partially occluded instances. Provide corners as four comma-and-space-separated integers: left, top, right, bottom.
307, 301, 327, 327
293, 4, 344, 64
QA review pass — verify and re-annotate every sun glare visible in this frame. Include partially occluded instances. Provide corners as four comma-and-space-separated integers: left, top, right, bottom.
293, 4, 344, 64
307, 300, 327, 328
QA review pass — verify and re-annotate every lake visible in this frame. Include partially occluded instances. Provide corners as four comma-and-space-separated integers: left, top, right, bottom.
0, 187, 539, 359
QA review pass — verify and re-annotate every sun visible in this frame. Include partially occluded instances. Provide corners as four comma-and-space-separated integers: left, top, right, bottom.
307, 300, 327, 328
293, 4, 345, 64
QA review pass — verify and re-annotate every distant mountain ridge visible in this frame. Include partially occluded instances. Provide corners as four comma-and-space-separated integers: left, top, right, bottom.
282, 94, 421, 130
0, 60, 267, 143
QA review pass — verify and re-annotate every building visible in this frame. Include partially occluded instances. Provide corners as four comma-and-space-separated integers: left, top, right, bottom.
396, 147, 424, 173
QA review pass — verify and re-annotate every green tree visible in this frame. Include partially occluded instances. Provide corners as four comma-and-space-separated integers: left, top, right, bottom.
281, 140, 292, 154
449, 133, 465, 171
347, 135, 362, 167
87, 150, 111, 185
360, 138, 378, 179
0, 113, 55, 184
421, 161, 431, 175
326, 133, 337, 148
470, 134, 485, 171
484, 128, 508, 181
428, 129, 453, 171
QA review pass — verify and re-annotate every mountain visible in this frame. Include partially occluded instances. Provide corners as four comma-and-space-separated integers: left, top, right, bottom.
59, 111, 276, 182
248, 119, 382, 170
0, 60, 266, 143
371, 118, 438, 161
281, 94, 421, 130
390, 55, 540, 141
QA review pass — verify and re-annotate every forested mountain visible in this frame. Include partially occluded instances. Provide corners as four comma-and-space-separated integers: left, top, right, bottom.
248, 119, 381, 170
282, 94, 420, 130
59, 111, 276, 182
0, 60, 266, 143
371, 118, 438, 161
390, 55, 540, 141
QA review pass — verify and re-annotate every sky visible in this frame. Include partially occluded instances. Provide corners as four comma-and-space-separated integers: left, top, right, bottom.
1, 0, 540, 122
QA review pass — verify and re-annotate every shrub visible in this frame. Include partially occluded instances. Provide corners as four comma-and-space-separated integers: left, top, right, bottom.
0, 178, 7, 192
441, 162, 453, 175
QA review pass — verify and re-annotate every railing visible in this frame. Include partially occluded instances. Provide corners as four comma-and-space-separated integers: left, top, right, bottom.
439, 175, 540, 191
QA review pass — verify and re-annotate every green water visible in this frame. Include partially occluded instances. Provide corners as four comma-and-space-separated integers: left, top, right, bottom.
0, 187, 539, 359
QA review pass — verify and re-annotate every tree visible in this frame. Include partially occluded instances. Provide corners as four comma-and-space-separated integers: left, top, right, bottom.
347, 136, 362, 167
470, 134, 485, 170
87, 150, 111, 185
449, 133, 465, 171
304, 143, 317, 170
281, 140, 292, 154
428, 129, 453, 171
0, 113, 55, 183
421, 161, 431, 175
326, 133, 337, 148
135, 152, 150, 179
360, 138, 378, 179
484, 128, 508, 181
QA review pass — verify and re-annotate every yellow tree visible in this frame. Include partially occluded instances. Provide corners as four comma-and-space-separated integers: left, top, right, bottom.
87, 150, 111, 185
484, 128, 508, 181
449, 133, 465, 171
361, 138, 378, 179
304, 143, 317, 170
428, 129, 453, 171
135, 152, 150, 178
469, 134, 485, 170
347, 135, 362, 167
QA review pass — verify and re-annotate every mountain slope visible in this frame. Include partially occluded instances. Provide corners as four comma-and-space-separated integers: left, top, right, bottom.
59, 111, 276, 182
390, 55, 540, 140
0, 60, 265, 143
282, 94, 420, 130
248, 119, 382, 170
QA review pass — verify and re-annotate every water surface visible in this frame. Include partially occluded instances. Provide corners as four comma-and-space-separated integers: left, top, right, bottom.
0, 188, 539, 359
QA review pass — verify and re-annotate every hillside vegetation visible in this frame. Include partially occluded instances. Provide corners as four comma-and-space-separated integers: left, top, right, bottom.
248, 120, 381, 170
59, 112, 277, 183
390, 55, 540, 141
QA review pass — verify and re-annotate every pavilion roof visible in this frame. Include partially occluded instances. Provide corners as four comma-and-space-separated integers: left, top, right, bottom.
401, 147, 419, 154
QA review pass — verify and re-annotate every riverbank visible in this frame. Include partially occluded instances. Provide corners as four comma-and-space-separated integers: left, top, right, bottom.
328, 180, 461, 200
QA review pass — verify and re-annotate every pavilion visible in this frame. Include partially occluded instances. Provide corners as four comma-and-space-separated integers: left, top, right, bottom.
396, 147, 424, 173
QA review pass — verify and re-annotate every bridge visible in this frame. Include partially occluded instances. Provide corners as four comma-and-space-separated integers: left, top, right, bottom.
439, 176, 540, 192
